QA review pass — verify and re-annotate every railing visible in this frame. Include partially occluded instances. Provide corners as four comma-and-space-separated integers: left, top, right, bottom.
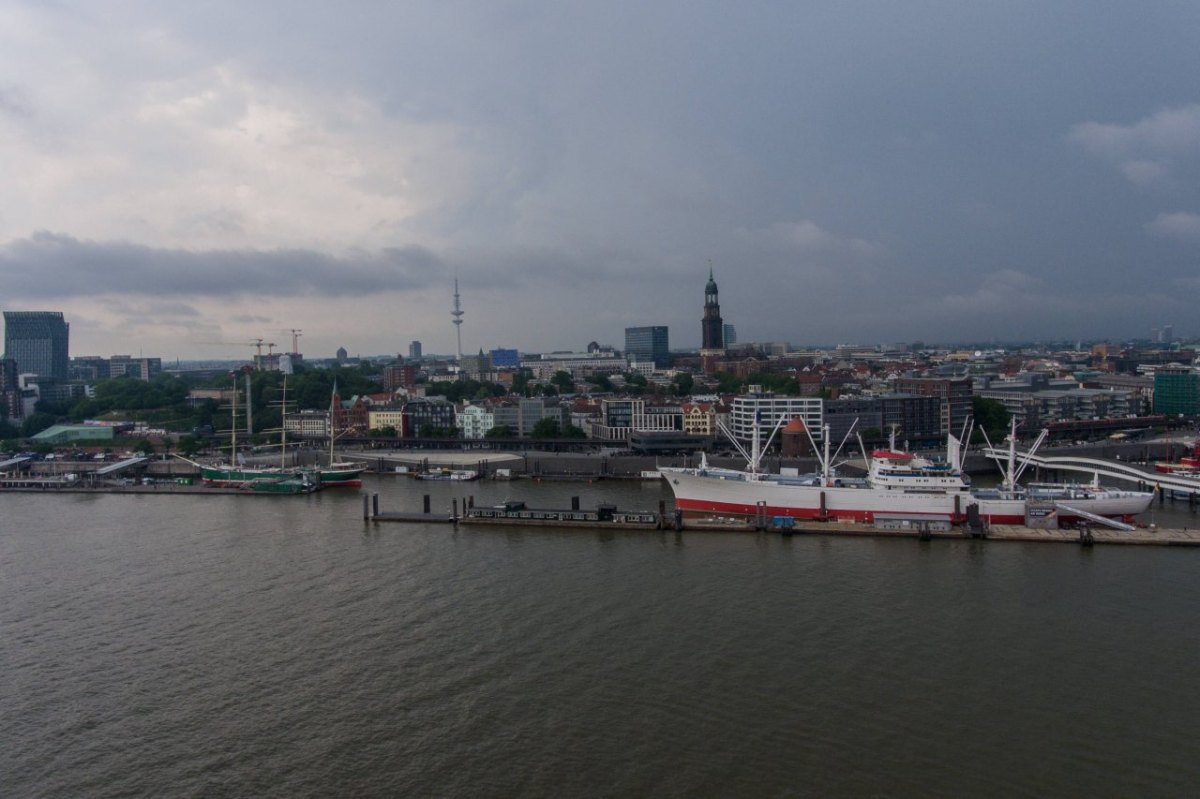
981, 448, 1199, 493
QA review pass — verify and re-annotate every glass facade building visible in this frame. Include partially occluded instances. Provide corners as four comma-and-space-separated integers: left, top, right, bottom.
3, 311, 69, 380
489, 348, 520, 369
624, 326, 670, 368
1154, 366, 1200, 416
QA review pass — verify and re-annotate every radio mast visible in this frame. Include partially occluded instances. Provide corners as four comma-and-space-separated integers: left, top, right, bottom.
451, 277, 464, 362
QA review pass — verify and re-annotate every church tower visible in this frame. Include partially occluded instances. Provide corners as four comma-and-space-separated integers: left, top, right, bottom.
701, 265, 725, 353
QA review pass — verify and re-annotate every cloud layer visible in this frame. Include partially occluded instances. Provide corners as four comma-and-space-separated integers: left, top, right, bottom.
3, 1, 1200, 356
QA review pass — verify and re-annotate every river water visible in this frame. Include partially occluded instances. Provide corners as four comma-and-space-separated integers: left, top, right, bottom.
2, 476, 1198, 797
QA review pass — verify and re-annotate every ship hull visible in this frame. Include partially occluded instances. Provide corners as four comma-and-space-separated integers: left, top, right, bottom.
661, 469, 1152, 526
320, 463, 366, 487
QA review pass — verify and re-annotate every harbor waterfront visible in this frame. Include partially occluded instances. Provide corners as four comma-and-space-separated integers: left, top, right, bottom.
3, 476, 1199, 797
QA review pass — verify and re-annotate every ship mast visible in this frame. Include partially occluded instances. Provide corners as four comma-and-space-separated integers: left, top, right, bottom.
1006, 418, 1016, 491
230, 376, 237, 466
280, 375, 288, 470
246, 371, 253, 442
750, 411, 761, 476
329, 381, 337, 467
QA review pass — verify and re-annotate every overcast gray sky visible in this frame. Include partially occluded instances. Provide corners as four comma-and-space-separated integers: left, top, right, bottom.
3, 1, 1200, 359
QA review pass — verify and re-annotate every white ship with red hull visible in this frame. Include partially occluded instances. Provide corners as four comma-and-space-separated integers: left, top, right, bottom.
662, 421, 1152, 527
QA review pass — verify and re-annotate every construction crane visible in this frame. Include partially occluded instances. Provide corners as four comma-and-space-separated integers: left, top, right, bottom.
283, 329, 303, 356
199, 340, 275, 371
251, 339, 278, 371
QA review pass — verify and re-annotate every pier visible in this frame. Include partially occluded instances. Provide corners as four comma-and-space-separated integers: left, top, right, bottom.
363, 492, 1200, 546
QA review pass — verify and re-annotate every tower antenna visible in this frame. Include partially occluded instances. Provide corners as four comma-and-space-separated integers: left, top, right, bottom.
451, 277, 464, 362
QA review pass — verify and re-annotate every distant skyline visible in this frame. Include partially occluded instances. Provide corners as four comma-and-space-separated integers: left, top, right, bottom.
3, 2, 1200, 358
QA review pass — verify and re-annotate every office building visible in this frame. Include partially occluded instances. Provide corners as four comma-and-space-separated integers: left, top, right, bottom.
3, 311, 69, 380
1154, 365, 1200, 416
893, 377, 973, 435
409, 341, 422, 359
489, 348, 520, 369
624, 326, 670, 369
729, 391, 823, 444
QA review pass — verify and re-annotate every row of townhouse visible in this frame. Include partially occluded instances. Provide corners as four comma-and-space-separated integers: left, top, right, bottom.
286, 396, 573, 440
287, 385, 989, 446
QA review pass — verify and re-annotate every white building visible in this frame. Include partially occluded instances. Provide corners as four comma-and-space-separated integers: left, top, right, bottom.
729, 392, 823, 443
521, 351, 622, 379
283, 410, 330, 439
457, 404, 495, 439
367, 409, 405, 432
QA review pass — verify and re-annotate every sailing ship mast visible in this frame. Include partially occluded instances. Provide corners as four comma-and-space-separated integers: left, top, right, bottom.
280, 375, 288, 470
329, 381, 338, 467
230, 377, 238, 466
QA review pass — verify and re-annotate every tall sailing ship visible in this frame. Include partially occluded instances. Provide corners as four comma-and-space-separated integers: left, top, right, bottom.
187, 375, 365, 489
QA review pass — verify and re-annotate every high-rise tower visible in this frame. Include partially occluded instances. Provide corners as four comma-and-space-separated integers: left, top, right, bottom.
451, 278, 464, 362
3, 311, 69, 380
701, 265, 724, 353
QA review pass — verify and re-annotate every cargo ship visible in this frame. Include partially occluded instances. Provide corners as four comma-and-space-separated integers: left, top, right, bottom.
660, 420, 1152, 527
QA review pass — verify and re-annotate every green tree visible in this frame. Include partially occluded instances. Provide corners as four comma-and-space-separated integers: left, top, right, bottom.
20, 412, 56, 438
177, 435, 204, 457
586, 373, 613, 392
672, 372, 694, 397
485, 425, 515, 439
530, 417, 561, 438
971, 396, 1011, 438
563, 423, 587, 439
511, 369, 534, 397
550, 370, 574, 392
133, 438, 156, 455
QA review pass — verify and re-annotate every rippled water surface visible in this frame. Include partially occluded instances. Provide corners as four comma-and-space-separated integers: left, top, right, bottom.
3, 477, 1199, 797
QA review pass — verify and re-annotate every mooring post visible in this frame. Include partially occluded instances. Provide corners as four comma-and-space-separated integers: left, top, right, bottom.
363, 494, 370, 520
452, 498, 459, 522
372, 493, 379, 518
571, 496, 580, 511
469, 495, 474, 509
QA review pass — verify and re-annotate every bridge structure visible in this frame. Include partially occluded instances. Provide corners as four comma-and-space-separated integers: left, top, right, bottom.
94, 456, 149, 477
0, 455, 32, 473
980, 447, 1200, 494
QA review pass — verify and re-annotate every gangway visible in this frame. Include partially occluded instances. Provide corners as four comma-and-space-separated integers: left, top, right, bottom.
94, 456, 149, 477
0, 455, 32, 472
1054, 503, 1137, 532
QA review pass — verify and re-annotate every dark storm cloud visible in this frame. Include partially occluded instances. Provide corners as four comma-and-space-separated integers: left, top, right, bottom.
7, 1, 1200, 350
0, 232, 446, 299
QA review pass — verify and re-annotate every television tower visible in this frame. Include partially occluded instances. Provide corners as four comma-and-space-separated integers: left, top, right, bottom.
451, 277, 464, 362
